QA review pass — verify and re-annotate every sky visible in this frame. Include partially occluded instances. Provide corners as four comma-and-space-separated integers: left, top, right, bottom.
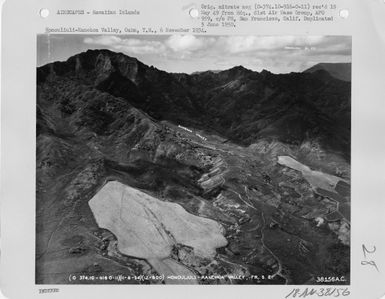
37, 35, 351, 74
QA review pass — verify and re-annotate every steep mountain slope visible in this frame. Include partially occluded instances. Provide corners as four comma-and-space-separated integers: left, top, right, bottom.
304, 63, 351, 82
36, 49, 351, 285
38, 49, 351, 159
186, 67, 350, 157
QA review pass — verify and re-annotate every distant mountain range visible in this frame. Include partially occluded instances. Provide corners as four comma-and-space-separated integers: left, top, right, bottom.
304, 63, 351, 82
38, 49, 351, 158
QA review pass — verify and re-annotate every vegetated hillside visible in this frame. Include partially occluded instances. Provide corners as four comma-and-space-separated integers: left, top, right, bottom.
36, 49, 351, 285
38, 49, 351, 159
304, 63, 351, 82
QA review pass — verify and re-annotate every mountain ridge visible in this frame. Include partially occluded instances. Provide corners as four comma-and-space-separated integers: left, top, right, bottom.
36, 48, 351, 285
37, 49, 351, 158
304, 62, 351, 82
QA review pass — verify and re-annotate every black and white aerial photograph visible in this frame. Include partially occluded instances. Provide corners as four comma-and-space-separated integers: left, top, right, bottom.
36, 34, 351, 285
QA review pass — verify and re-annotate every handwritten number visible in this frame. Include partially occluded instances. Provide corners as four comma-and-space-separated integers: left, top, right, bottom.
362, 244, 376, 258
361, 260, 379, 272
362, 244, 379, 272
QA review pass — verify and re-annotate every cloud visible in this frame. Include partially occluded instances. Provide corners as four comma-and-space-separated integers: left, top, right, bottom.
285, 46, 302, 50
165, 35, 206, 52
84, 36, 167, 55
81, 35, 351, 73
83, 35, 211, 58
215, 36, 330, 54
83, 35, 351, 57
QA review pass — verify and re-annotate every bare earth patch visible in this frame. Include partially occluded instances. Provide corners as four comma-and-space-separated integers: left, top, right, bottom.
89, 181, 228, 283
278, 156, 343, 192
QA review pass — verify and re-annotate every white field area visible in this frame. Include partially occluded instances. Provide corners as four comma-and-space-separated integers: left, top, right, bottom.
277, 156, 342, 192
89, 181, 227, 283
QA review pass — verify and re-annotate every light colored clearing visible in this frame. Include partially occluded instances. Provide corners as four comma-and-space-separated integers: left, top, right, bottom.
89, 181, 227, 281
278, 156, 341, 192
